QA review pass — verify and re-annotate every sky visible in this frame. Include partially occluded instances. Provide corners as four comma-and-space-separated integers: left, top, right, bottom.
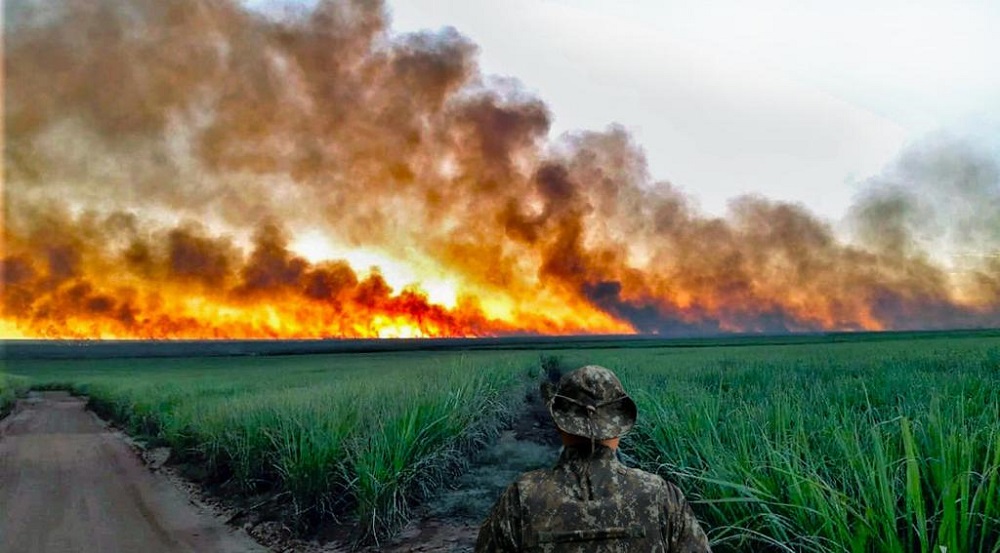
385, 0, 1000, 221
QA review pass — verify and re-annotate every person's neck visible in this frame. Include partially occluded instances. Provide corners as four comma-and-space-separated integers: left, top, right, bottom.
559, 432, 620, 450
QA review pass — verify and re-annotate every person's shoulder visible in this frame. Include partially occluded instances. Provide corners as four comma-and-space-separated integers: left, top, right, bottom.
617, 464, 687, 501
514, 467, 551, 490
616, 463, 666, 486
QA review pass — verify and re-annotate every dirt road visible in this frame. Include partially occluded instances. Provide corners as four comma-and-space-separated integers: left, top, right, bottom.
0, 391, 267, 553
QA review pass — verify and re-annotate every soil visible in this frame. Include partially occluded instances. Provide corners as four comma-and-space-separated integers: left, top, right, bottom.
509, 384, 563, 448
0, 383, 562, 553
0, 391, 266, 553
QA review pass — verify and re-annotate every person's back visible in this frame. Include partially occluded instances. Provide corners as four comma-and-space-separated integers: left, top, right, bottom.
475, 365, 712, 552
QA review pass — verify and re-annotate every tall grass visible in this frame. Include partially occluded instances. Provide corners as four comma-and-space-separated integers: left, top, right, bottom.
617, 345, 1000, 553
0, 372, 30, 418
10, 353, 531, 544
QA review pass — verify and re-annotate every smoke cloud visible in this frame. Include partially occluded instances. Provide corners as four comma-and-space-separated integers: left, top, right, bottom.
3, 0, 999, 338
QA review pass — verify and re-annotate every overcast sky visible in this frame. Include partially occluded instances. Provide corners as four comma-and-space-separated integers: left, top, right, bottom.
386, 0, 1000, 221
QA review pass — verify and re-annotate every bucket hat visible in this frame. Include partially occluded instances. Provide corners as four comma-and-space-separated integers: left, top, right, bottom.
548, 365, 637, 440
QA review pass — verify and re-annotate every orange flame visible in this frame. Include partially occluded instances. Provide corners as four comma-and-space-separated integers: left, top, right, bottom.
1, 219, 630, 338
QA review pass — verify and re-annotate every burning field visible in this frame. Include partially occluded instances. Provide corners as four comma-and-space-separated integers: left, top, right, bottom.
4, 0, 1000, 339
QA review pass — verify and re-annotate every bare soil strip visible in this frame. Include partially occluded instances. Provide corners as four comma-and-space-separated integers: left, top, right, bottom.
0, 391, 266, 553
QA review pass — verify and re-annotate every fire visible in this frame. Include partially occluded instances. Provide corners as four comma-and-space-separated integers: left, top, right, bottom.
368, 317, 432, 339
0, 221, 630, 338
2, 0, 999, 339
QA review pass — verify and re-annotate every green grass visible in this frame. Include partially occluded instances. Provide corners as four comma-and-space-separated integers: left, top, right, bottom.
0, 372, 30, 418
599, 339, 1000, 553
6, 352, 535, 543
5, 333, 1000, 551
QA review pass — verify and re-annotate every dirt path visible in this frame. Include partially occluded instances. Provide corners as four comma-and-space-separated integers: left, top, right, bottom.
0, 391, 267, 553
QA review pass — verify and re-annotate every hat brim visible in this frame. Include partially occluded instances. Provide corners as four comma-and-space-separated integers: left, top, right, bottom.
549, 395, 637, 440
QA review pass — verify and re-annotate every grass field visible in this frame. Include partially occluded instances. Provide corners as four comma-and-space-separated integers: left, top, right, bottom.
0, 372, 30, 419
3, 332, 1000, 551
4, 352, 534, 543
612, 340, 1000, 553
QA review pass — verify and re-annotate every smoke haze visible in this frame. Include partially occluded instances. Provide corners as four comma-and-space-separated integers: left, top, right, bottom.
3, 0, 999, 338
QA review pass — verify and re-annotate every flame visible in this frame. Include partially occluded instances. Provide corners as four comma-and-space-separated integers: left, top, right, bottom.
0, 220, 632, 338
2, 0, 999, 339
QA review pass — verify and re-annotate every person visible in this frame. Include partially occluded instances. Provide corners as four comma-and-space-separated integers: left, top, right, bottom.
475, 365, 712, 552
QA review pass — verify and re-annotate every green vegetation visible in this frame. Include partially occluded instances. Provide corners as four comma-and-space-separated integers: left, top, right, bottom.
4, 332, 1000, 551
7, 353, 532, 543
612, 341, 1000, 553
0, 372, 30, 418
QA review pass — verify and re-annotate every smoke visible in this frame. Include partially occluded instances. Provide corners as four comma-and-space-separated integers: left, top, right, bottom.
851, 138, 1000, 259
3, 0, 999, 338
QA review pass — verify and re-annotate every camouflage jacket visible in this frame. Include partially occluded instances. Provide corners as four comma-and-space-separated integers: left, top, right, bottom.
475, 445, 711, 552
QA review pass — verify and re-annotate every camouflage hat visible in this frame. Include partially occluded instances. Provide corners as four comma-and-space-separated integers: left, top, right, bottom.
548, 365, 637, 440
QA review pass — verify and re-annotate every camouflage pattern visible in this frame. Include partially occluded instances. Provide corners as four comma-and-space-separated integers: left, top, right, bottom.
549, 365, 637, 441
475, 445, 712, 552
